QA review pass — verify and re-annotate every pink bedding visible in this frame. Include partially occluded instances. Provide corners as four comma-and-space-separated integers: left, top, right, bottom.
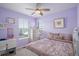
26, 38, 74, 56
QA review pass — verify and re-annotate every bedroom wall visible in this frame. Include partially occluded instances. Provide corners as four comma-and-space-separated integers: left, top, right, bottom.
77, 5, 79, 27
38, 7, 77, 34
0, 7, 35, 47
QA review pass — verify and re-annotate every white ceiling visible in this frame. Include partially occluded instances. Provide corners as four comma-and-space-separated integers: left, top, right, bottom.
0, 3, 78, 17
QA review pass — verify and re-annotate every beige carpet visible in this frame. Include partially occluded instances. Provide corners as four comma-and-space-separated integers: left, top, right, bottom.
15, 48, 38, 56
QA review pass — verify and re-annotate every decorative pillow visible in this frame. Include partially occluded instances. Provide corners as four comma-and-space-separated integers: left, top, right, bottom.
53, 33, 59, 39
48, 33, 72, 43
48, 33, 64, 40
48, 33, 53, 39
58, 34, 64, 40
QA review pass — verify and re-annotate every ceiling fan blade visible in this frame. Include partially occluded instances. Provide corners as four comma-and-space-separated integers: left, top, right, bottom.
31, 12, 35, 15
40, 9, 50, 11
25, 8, 35, 10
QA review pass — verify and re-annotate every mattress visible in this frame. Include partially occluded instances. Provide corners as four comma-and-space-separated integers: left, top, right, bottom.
26, 38, 74, 56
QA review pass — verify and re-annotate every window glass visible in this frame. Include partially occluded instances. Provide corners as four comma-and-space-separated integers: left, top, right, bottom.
19, 18, 29, 38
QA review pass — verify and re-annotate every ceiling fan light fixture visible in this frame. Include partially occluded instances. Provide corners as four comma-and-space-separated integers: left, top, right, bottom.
25, 7, 50, 17
35, 10, 41, 14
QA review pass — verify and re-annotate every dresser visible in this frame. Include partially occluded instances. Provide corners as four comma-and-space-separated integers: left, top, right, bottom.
0, 38, 16, 56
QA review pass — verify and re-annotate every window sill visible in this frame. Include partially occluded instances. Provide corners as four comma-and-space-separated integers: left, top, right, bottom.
19, 37, 29, 40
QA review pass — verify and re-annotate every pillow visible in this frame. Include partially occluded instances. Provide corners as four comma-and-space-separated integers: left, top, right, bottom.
58, 34, 64, 40
48, 33, 72, 43
63, 34, 72, 41
48, 33, 53, 39
48, 33, 64, 40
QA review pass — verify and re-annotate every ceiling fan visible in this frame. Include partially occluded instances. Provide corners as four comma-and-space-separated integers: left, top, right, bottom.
25, 3, 50, 16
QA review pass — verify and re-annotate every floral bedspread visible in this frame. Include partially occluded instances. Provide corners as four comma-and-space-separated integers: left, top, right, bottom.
26, 38, 74, 56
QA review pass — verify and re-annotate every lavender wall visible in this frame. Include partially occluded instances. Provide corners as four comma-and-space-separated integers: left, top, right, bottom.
77, 5, 79, 27
0, 7, 35, 47
38, 7, 77, 34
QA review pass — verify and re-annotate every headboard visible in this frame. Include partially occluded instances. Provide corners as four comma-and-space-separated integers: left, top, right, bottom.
48, 33, 72, 43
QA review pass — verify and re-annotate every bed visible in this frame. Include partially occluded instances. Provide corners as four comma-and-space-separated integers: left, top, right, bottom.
26, 33, 74, 56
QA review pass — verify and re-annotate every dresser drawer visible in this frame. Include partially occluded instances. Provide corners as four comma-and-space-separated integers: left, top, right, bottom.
0, 40, 6, 46
0, 45, 6, 51
0, 50, 6, 56
0, 41, 6, 51
7, 39, 16, 49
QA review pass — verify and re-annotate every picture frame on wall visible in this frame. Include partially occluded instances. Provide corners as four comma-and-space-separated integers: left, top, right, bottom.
54, 18, 64, 28
6, 17, 16, 24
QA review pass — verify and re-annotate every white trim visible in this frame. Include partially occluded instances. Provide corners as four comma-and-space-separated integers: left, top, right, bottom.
19, 37, 29, 40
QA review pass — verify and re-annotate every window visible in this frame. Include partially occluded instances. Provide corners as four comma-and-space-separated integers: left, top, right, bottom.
19, 18, 29, 39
